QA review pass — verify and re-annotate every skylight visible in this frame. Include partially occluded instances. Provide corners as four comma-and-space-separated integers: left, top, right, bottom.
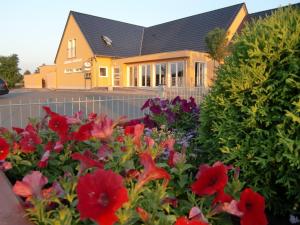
101, 35, 112, 47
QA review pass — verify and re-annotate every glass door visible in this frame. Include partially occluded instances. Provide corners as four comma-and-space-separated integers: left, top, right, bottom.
170, 62, 185, 87
155, 63, 167, 86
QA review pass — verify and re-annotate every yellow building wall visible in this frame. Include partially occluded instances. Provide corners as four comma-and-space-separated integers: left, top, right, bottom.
55, 14, 94, 89
40, 65, 57, 89
92, 57, 113, 87
24, 73, 45, 88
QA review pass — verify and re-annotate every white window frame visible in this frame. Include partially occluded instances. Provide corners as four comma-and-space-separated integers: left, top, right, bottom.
195, 61, 207, 87
155, 63, 167, 86
99, 66, 108, 77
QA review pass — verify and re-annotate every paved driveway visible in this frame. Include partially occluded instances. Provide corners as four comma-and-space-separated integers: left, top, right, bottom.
0, 89, 156, 128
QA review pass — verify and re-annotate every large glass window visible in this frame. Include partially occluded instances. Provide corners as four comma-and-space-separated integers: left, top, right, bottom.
170, 62, 185, 87
129, 65, 138, 86
155, 63, 166, 86
195, 62, 205, 87
141, 65, 151, 87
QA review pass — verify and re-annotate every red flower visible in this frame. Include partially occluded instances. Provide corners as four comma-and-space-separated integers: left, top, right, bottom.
0, 137, 9, 160
212, 189, 233, 205
238, 188, 268, 225
124, 124, 144, 147
191, 162, 228, 196
49, 115, 69, 136
124, 125, 135, 136
72, 150, 103, 174
91, 115, 114, 141
175, 217, 208, 225
72, 122, 93, 141
42, 106, 58, 117
37, 150, 50, 168
136, 152, 170, 190
19, 126, 42, 153
77, 169, 128, 225
13, 171, 48, 200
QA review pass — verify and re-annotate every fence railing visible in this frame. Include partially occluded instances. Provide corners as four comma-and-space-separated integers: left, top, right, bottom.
0, 87, 209, 128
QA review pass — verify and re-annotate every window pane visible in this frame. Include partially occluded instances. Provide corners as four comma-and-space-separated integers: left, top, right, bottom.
146, 65, 151, 87
161, 64, 166, 85
134, 66, 138, 86
178, 62, 184, 87
155, 64, 160, 86
100, 67, 107, 76
171, 64, 176, 86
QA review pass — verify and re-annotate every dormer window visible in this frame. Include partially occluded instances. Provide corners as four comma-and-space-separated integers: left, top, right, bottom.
67, 39, 76, 58
101, 35, 112, 47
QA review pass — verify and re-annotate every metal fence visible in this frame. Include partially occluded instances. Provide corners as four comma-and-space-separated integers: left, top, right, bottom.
0, 87, 208, 128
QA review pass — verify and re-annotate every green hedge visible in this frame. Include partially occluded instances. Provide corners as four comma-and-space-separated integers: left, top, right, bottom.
197, 7, 300, 214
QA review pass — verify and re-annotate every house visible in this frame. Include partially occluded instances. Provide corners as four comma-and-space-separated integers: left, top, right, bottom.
23, 3, 297, 90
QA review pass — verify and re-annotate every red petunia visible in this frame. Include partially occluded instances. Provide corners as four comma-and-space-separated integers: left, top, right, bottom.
238, 188, 268, 225
0, 137, 9, 160
91, 115, 114, 141
212, 189, 233, 205
191, 162, 228, 196
49, 115, 69, 136
136, 152, 170, 190
19, 125, 42, 153
72, 122, 93, 141
175, 217, 208, 225
42, 106, 59, 117
77, 169, 128, 225
72, 150, 103, 174
124, 125, 134, 136
37, 150, 50, 168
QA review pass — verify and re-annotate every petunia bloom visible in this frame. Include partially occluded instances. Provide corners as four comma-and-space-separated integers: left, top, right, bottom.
238, 188, 268, 225
48, 115, 69, 136
13, 171, 48, 200
191, 162, 228, 196
72, 150, 103, 174
91, 115, 114, 141
19, 125, 42, 153
37, 150, 50, 168
175, 217, 208, 225
72, 122, 93, 141
136, 152, 170, 190
0, 137, 9, 160
77, 169, 128, 225
212, 189, 233, 205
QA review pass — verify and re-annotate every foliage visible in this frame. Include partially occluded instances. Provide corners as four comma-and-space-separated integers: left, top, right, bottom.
197, 7, 300, 214
0, 54, 22, 87
24, 70, 31, 75
205, 28, 228, 64
0, 107, 268, 225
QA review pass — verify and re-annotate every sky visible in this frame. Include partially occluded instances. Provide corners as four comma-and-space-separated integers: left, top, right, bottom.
0, 0, 298, 73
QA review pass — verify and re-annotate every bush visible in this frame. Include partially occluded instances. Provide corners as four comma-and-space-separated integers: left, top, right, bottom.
197, 7, 300, 214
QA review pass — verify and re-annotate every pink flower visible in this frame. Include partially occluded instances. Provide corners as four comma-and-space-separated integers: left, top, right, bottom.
66, 111, 83, 124
91, 115, 114, 141
13, 171, 48, 199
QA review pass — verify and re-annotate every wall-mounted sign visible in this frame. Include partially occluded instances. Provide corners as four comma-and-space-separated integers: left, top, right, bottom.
64, 58, 82, 64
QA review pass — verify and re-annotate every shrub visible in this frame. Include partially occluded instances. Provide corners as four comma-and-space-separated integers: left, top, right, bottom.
197, 7, 300, 214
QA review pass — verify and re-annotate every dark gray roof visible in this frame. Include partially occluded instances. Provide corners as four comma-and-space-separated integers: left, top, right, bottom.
70, 4, 244, 57
71, 11, 145, 57
141, 3, 244, 55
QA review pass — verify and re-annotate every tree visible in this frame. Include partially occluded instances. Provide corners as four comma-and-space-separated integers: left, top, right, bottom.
23, 70, 31, 75
205, 28, 228, 66
0, 54, 22, 87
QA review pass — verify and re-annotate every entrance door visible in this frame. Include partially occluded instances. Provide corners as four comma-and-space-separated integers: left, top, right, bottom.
195, 62, 205, 87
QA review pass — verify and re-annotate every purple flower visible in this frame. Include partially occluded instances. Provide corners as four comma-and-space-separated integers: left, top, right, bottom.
171, 96, 181, 105
150, 105, 162, 114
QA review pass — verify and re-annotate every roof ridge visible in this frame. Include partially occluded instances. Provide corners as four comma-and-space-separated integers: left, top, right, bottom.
70, 10, 145, 28
249, 2, 300, 15
146, 3, 245, 29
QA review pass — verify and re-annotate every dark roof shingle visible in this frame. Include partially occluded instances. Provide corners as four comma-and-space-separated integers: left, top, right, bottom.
71, 11, 145, 57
